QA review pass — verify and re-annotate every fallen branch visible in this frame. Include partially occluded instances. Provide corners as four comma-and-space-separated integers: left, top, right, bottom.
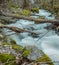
0, 12, 59, 24
0, 16, 17, 23
0, 24, 38, 35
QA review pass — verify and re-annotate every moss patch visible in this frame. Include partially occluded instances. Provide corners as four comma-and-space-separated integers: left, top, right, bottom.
0, 54, 15, 63
22, 9, 31, 16
12, 44, 23, 52
10, 38, 16, 44
22, 48, 31, 57
36, 54, 54, 65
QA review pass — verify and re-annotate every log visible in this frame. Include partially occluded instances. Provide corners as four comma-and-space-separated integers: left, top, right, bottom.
0, 12, 59, 24
0, 16, 17, 23
0, 24, 38, 35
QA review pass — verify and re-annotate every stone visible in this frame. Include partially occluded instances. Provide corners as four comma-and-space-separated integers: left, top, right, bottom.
26, 45, 43, 61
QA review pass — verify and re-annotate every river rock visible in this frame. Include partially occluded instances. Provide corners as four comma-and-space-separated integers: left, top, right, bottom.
26, 45, 43, 61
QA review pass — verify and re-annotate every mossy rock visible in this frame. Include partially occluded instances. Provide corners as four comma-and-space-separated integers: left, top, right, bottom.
22, 47, 31, 57
2, 39, 23, 52
22, 9, 31, 16
31, 8, 39, 13
36, 54, 54, 65
12, 44, 23, 52
0, 54, 15, 63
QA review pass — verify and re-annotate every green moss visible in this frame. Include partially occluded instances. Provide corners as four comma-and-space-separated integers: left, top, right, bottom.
10, 38, 16, 44
22, 9, 31, 16
11, 43, 31, 57
36, 54, 54, 65
12, 44, 23, 52
0, 54, 15, 63
23, 49, 31, 57
31, 8, 39, 13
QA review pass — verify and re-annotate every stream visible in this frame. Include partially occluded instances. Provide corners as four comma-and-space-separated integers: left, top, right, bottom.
2, 9, 59, 65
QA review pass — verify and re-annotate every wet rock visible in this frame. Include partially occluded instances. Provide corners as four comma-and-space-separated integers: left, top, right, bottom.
26, 45, 43, 61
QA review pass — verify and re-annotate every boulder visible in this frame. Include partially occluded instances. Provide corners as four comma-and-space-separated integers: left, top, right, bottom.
25, 45, 43, 60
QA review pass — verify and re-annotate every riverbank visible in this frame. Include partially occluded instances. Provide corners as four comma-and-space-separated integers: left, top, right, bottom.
0, 34, 54, 65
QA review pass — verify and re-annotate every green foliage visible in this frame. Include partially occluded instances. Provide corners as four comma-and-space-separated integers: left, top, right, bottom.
36, 54, 54, 65
31, 8, 39, 13
22, 9, 31, 16
0, 54, 15, 63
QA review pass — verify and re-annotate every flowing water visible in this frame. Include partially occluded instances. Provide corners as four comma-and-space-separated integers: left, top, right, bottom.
2, 9, 59, 65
